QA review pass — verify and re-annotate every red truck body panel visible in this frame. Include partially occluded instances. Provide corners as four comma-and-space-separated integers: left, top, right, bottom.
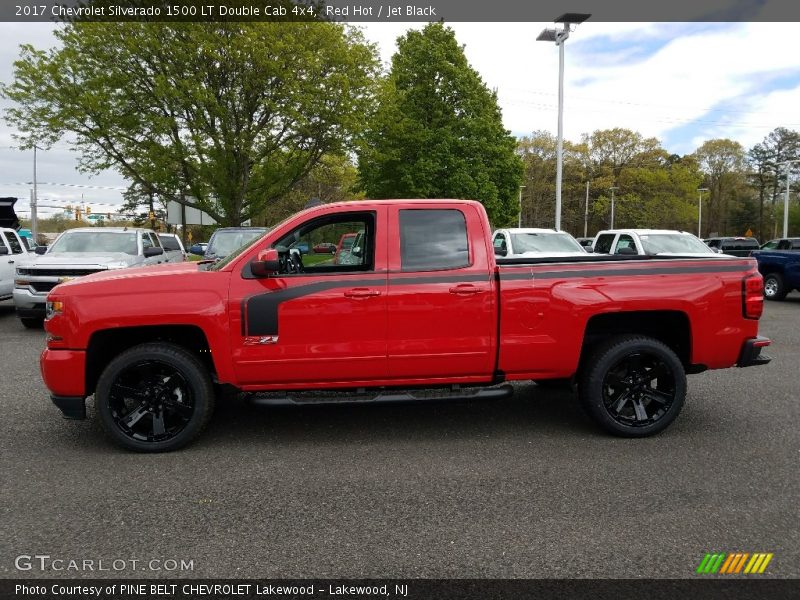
41, 200, 766, 398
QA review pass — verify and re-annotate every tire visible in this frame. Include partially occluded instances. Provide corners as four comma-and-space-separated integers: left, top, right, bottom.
20, 317, 44, 329
578, 335, 686, 437
763, 273, 787, 301
95, 342, 215, 452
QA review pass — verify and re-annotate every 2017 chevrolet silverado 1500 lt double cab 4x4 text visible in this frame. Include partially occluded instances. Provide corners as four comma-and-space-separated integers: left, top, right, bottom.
40, 200, 771, 452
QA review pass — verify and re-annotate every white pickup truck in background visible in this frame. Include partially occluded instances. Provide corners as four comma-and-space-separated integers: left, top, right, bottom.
13, 227, 173, 328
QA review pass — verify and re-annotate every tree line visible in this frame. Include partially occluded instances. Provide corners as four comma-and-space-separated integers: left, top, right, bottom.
520, 127, 800, 240
3, 21, 798, 240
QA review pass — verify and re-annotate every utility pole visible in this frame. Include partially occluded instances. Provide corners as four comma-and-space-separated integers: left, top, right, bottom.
777, 160, 800, 238
697, 188, 709, 238
584, 181, 589, 237
31, 145, 39, 242
518, 185, 526, 228
609, 186, 619, 229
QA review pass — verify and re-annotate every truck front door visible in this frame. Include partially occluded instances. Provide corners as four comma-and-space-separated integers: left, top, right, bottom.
386, 205, 496, 381
229, 208, 389, 386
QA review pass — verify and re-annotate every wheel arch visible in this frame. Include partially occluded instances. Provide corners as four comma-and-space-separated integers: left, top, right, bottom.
580, 310, 694, 370
85, 325, 215, 396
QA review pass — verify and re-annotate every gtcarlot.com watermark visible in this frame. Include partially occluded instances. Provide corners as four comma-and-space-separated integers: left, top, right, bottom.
15, 554, 194, 573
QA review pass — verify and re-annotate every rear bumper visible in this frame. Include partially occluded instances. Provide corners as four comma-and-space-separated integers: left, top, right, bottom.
737, 336, 772, 367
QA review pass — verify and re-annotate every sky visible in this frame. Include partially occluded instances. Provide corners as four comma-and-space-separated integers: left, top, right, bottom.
0, 21, 799, 218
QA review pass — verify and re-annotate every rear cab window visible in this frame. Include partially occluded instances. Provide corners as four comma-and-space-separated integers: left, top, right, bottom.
399, 209, 470, 271
3, 231, 24, 254
594, 234, 615, 254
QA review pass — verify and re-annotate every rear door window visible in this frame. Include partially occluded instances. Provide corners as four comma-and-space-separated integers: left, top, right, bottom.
594, 234, 615, 254
399, 209, 469, 271
3, 231, 24, 254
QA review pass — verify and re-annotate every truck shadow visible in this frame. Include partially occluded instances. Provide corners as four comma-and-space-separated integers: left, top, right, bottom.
201, 384, 598, 447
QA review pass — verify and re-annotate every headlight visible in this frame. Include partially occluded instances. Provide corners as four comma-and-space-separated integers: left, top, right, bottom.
45, 300, 64, 320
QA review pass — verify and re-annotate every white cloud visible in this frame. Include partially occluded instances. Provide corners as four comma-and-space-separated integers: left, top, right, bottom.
359, 22, 800, 154
2, 21, 800, 214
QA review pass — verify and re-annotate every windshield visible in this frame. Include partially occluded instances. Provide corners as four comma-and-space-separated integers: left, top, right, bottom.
640, 234, 714, 255
510, 232, 583, 253
208, 230, 269, 271
49, 231, 138, 255
206, 229, 267, 258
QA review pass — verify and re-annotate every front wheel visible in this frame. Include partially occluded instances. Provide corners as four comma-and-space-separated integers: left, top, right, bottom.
95, 343, 215, 452
763, 273, 787, 301
578, 335, 686, 437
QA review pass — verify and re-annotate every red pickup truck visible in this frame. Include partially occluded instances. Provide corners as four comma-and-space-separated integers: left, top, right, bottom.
41, 200, 771, 452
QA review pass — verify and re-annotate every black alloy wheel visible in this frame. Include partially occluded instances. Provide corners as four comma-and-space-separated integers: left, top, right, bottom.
579, 335, 687, 437
601, 352, 675, 427
95, 343, 214, 452
108, 360, 194, 443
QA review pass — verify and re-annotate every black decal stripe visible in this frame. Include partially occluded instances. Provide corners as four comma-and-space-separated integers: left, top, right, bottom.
243, 271, 493, 336
246, 277, 386, 336
500, 264, 750, 281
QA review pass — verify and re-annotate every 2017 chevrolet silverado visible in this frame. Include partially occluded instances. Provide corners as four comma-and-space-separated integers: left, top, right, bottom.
40, 200, 771, 452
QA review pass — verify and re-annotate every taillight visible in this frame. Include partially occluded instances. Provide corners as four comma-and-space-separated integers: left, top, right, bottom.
743, 274, 764, 319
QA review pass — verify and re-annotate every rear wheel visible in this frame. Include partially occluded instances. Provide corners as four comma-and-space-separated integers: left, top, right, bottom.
763, 273, 787, 301
579, 335, 686, 437
95, 343, 214, 452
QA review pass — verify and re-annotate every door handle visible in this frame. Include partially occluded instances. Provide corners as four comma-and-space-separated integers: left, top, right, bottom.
344, 288, 381, 298
8, 260, 14, 264
449, 284, 480, 295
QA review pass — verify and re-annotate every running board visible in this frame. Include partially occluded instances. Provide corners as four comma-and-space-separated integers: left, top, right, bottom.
247, 384, 514, 407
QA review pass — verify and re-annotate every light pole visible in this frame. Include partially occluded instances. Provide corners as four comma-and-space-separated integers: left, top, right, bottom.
31, 144, 40, 243
609, 186, 619, 229
537, 12, 591, 231
696, 188, 709, 238
518, 185, 526, 228
776, 160, 800, 238
584, 181, 589, 237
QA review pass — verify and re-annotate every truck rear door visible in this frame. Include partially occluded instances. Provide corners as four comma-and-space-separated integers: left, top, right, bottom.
386, 204, 496, 381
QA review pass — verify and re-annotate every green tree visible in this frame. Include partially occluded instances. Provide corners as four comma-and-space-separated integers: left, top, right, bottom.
3, 22, 379, 226
694, 139, 746, 236
358, 23, 522, 226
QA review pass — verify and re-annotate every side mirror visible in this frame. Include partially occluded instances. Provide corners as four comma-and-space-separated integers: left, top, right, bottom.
34, 245, 47, 255
143, 247, 164, 257
251, 248, 280, 277
351, 245, 363, 258
584, 246, 594, 253
617, 247, 637, 255
495, 247, 507, 257
0, 246, 8, 255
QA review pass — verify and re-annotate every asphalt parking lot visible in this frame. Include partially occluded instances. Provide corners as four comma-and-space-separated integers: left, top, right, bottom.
0, 295, 798, 580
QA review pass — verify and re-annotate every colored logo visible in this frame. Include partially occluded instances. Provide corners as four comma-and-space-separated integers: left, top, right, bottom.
696, 552, 774, 575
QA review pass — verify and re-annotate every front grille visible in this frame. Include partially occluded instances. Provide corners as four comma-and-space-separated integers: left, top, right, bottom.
31, 282, 58, 293
16, 268, 106, 277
